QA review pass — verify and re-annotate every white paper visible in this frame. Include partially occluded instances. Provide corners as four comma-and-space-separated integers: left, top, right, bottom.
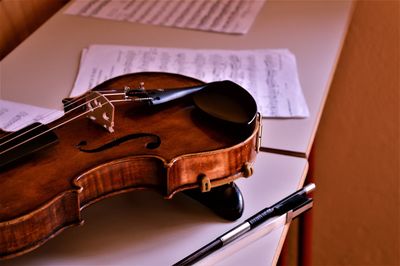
64, 0, 265, 34
71, 44, 309, 118
0, 100, 64, 132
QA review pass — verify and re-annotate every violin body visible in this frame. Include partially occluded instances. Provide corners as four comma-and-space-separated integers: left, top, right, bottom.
0, 72, 261, 259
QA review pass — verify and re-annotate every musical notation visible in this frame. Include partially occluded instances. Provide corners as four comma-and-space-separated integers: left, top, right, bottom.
71, 45, 309, 118
64, 0, 266, 34
0, 45, 309, 132
0, 100, 63, 132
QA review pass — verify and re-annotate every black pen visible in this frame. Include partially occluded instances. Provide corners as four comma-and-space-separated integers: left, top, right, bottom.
173, 183, 316, 266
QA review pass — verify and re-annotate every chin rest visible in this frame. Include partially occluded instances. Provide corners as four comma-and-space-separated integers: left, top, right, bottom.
184, 182, 244, 221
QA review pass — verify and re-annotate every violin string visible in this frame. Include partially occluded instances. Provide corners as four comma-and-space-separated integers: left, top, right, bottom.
0, 100, 115, 156
0, 90, 126, 141
0, 92, 124, 149
0, 88, 154, 153
0, 93, 89, 141
0, 96, 88, 147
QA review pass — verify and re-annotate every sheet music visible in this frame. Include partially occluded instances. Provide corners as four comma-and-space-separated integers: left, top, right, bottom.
71, 44, 309, 118
0, 100, 63, 132
64, 0, 266, 34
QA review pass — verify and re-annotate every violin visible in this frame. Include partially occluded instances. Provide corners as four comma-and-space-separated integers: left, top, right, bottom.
0, 72, 262, 259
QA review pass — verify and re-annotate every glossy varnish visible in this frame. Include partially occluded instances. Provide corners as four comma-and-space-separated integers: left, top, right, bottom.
0, 72, 261, 259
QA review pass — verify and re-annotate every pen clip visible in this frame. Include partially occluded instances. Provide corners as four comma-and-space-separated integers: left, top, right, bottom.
286, 198, 313, 223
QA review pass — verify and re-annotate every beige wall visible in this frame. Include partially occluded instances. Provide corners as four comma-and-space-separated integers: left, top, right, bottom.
310, 0, 399, 264
0, 0, 68, 60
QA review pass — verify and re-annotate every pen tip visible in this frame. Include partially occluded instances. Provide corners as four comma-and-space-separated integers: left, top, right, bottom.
304, 183, 316, 194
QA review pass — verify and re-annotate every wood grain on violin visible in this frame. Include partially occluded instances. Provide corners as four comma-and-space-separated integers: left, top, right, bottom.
0, 72, 261, 259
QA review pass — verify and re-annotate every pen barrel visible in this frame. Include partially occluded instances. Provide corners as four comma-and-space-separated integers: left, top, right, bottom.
248, 193, 309, 228
248, 207, 275, 228
173, 239, 222, 266
220, 223, 251, 244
